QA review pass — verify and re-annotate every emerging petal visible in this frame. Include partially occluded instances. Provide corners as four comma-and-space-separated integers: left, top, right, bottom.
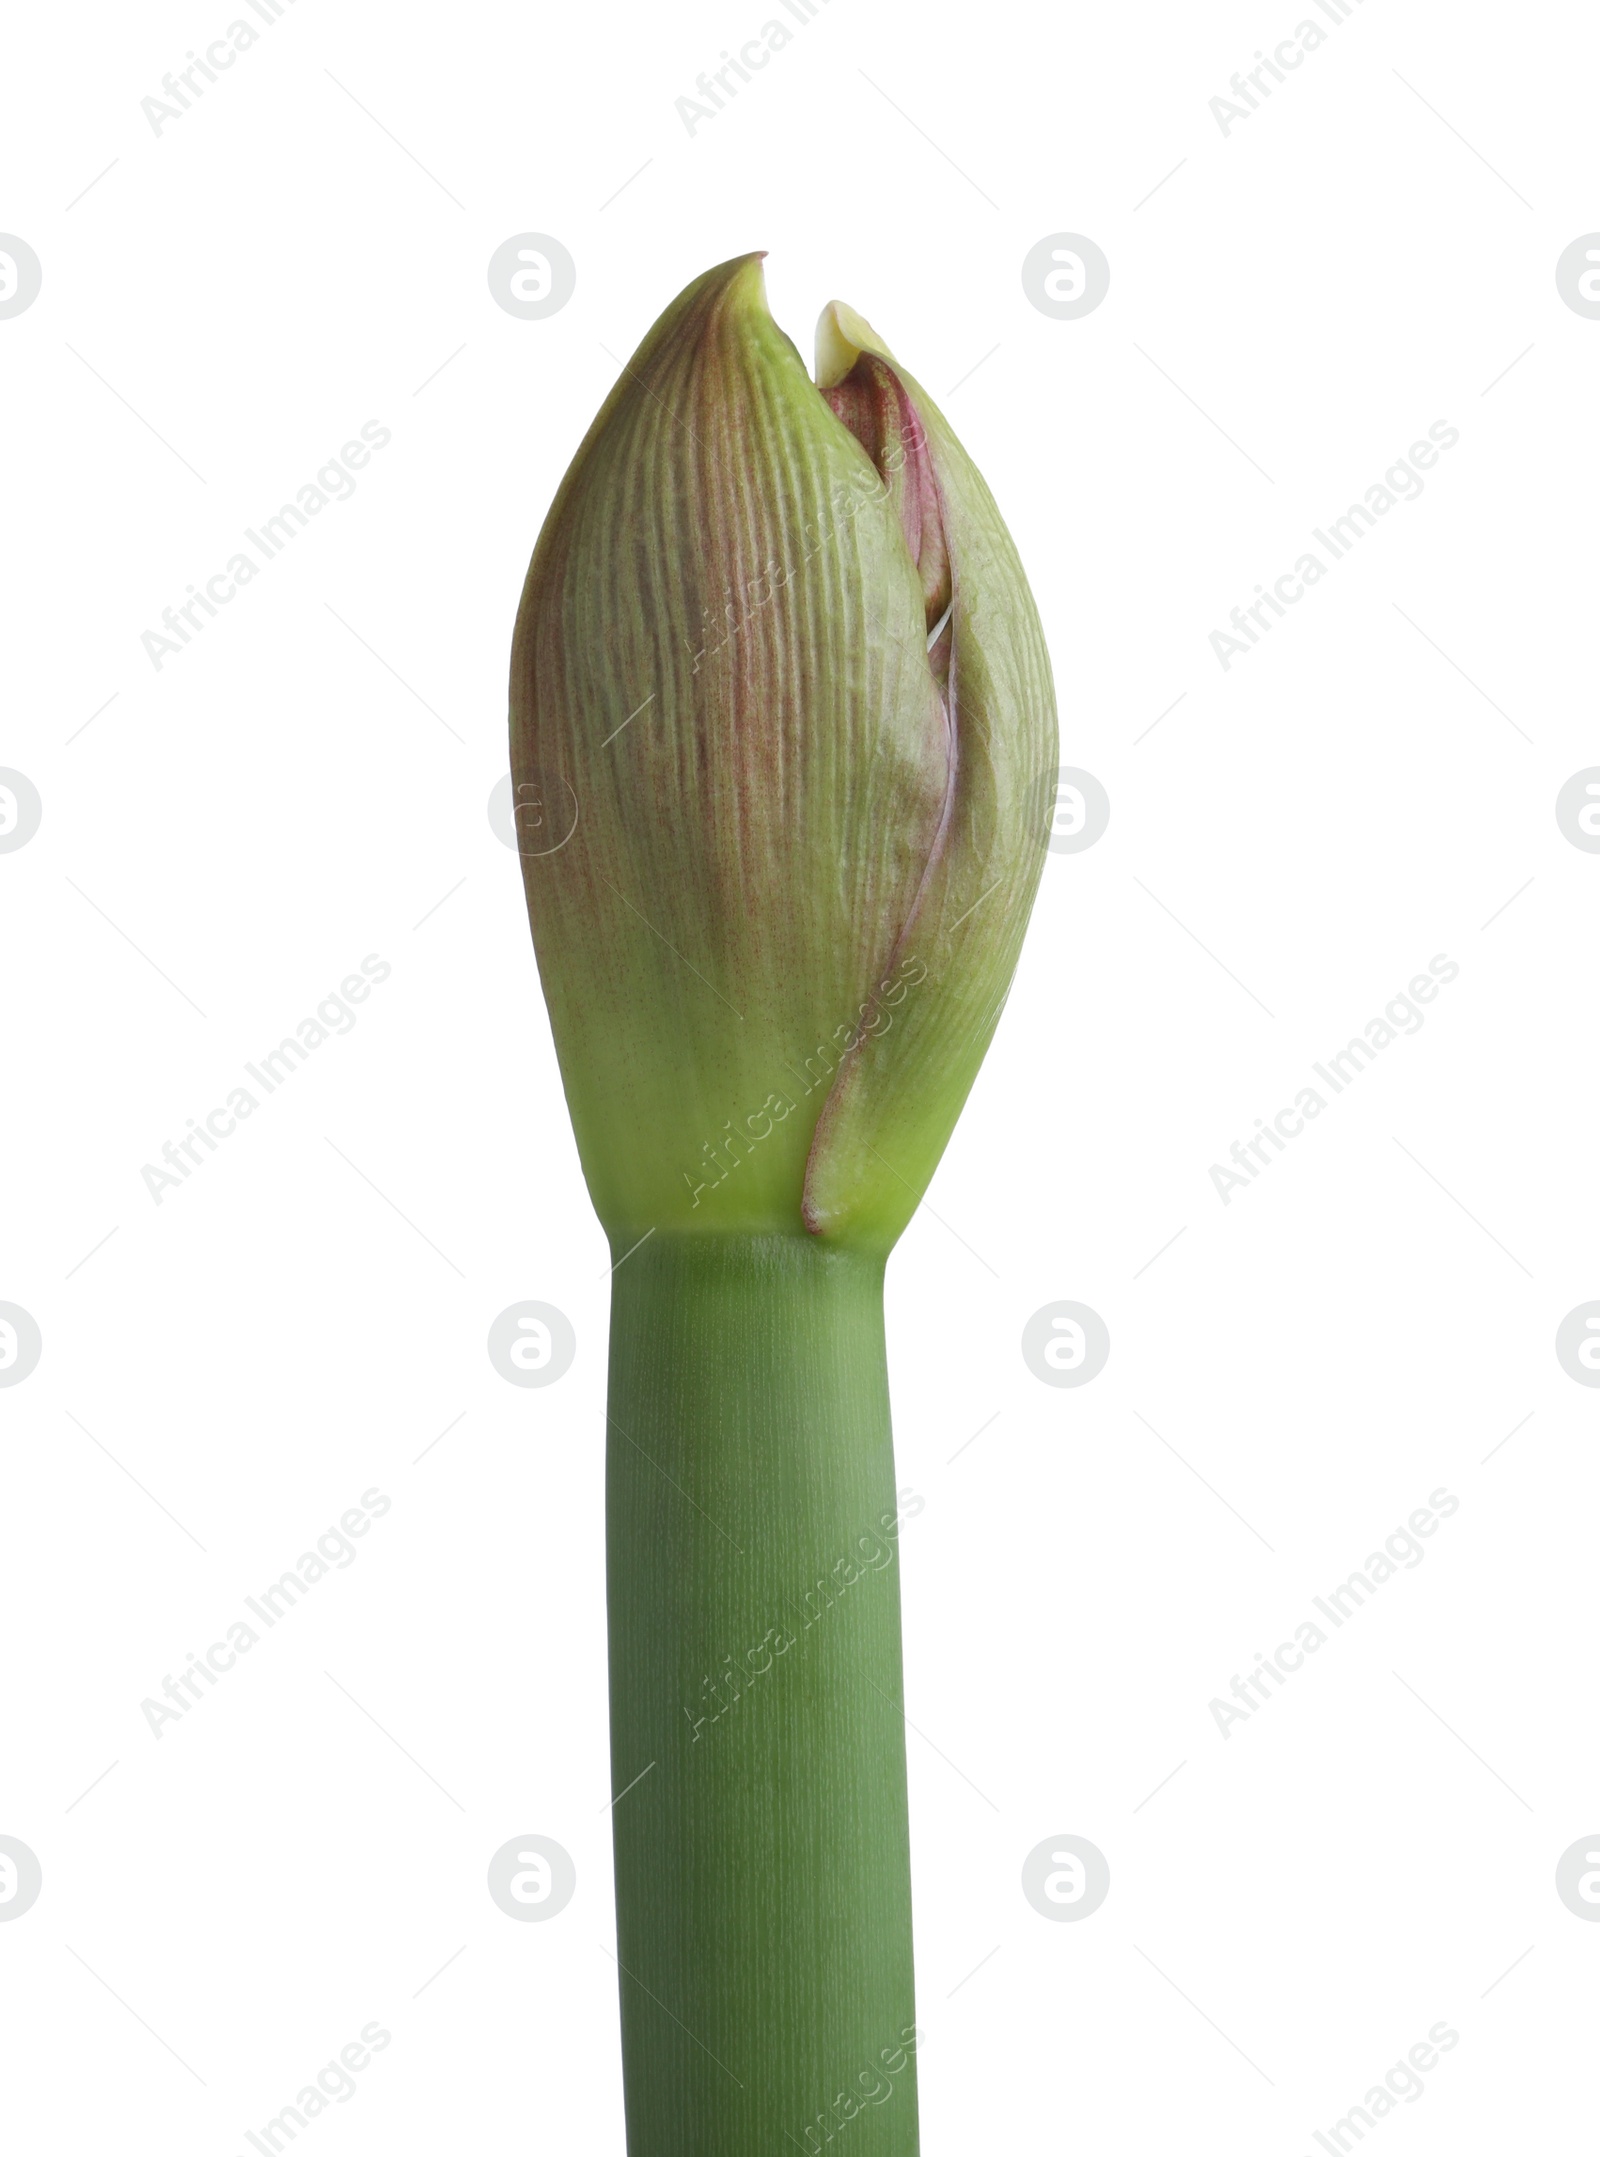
801, 302, 1058, 1246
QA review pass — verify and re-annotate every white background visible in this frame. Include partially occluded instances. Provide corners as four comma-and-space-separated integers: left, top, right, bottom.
3, 0, 1598, 2150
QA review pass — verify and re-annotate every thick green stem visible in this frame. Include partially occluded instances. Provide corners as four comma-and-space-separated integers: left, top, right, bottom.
606, 1233, 920, 2157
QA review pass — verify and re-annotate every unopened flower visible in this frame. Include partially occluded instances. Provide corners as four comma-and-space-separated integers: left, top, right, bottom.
510, 252, 1056, 1249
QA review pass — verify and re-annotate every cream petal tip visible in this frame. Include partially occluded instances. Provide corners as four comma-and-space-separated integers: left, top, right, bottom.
813, 299, 894, 386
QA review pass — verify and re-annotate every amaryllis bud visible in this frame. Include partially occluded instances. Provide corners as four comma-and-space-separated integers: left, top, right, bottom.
510, 253, 1056, 1250
507, 254, 1058, 2157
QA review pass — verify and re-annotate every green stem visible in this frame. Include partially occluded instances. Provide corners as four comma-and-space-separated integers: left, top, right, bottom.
606, 1232, 920, 2157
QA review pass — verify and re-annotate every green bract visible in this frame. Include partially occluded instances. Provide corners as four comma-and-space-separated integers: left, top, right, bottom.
510, 253, 1056, 1252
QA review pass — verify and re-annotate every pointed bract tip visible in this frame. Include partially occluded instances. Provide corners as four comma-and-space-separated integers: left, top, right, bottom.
684, 250, 772, 329
721, 249, 769, 297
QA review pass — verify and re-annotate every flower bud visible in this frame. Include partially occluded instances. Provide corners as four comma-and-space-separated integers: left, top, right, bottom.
510, 254, 1056, 1251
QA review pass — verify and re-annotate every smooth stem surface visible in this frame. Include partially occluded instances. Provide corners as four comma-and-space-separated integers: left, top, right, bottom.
606, 1233, 919, 2157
